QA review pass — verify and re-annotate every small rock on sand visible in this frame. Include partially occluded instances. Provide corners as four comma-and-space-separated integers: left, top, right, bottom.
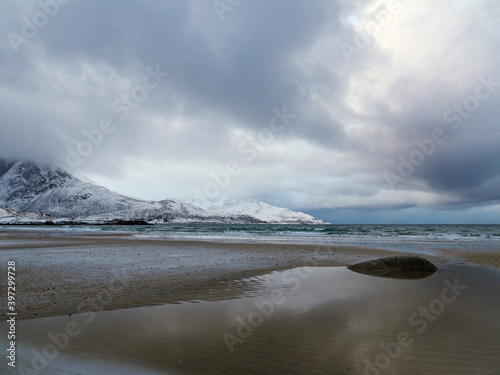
347, 256, 438, 279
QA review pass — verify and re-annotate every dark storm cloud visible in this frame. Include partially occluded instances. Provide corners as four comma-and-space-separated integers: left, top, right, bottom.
1, 0, 500, 220
382, 72, 500, 205
1, 1, 346, 167
35, 0, 342, 137
418, 132, 500, 203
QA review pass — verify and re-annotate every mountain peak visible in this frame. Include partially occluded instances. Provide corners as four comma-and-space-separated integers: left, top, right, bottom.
0, 161, 263, 224
194, 196, 329, 224
0, 161, 327, 224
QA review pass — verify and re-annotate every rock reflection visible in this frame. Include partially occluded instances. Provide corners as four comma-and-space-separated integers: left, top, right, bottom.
3, 266, 499, 375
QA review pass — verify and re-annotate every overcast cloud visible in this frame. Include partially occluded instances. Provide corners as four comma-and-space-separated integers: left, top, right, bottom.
1, 0, 500, 223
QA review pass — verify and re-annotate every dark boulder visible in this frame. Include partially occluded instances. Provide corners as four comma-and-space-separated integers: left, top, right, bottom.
347, 256, 438, 279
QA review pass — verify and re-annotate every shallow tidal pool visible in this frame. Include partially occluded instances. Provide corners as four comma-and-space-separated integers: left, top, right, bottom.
2, 265, 500, 375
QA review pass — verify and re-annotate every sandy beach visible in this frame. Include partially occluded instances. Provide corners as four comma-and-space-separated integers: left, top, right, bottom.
1, 229, 500, 375
0, 229, 498, 321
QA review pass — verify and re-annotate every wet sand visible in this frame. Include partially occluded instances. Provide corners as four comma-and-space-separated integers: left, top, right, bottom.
1, 229, 500, 374
0, 229, 446, 321
2, 265, 500, 374
433, 247, 500, 269
0, 230, 499, 321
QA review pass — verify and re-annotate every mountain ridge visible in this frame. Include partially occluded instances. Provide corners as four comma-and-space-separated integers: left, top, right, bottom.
195, 196, 329, 224
0, 160, 327, 225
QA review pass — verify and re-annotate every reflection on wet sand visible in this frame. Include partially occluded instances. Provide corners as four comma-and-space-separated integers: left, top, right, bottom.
2, 265, 500, 375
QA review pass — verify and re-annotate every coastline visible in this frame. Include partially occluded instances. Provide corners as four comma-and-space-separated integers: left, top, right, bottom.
1, 229, 499, 320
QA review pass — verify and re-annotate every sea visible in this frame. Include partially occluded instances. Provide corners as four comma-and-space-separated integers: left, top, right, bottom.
5, 223, 500, 254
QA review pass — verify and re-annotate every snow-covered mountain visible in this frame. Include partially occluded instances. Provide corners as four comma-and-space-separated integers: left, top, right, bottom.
195, 197, 329, 224
0, 160, 327, 225
0, 207, 51, 224
0, 161, 262, 224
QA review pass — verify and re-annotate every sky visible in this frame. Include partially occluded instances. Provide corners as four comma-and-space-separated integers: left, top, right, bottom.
1, 0, 500, 224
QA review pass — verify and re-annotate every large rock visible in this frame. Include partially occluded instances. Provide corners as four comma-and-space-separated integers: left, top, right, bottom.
347, 256, 438, 279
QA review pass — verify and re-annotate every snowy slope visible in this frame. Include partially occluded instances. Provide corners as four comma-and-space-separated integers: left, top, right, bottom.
0, 207, 50, 224
195, 197, 329, 224
0, 161, 327, 225
0, 161, 262, 224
